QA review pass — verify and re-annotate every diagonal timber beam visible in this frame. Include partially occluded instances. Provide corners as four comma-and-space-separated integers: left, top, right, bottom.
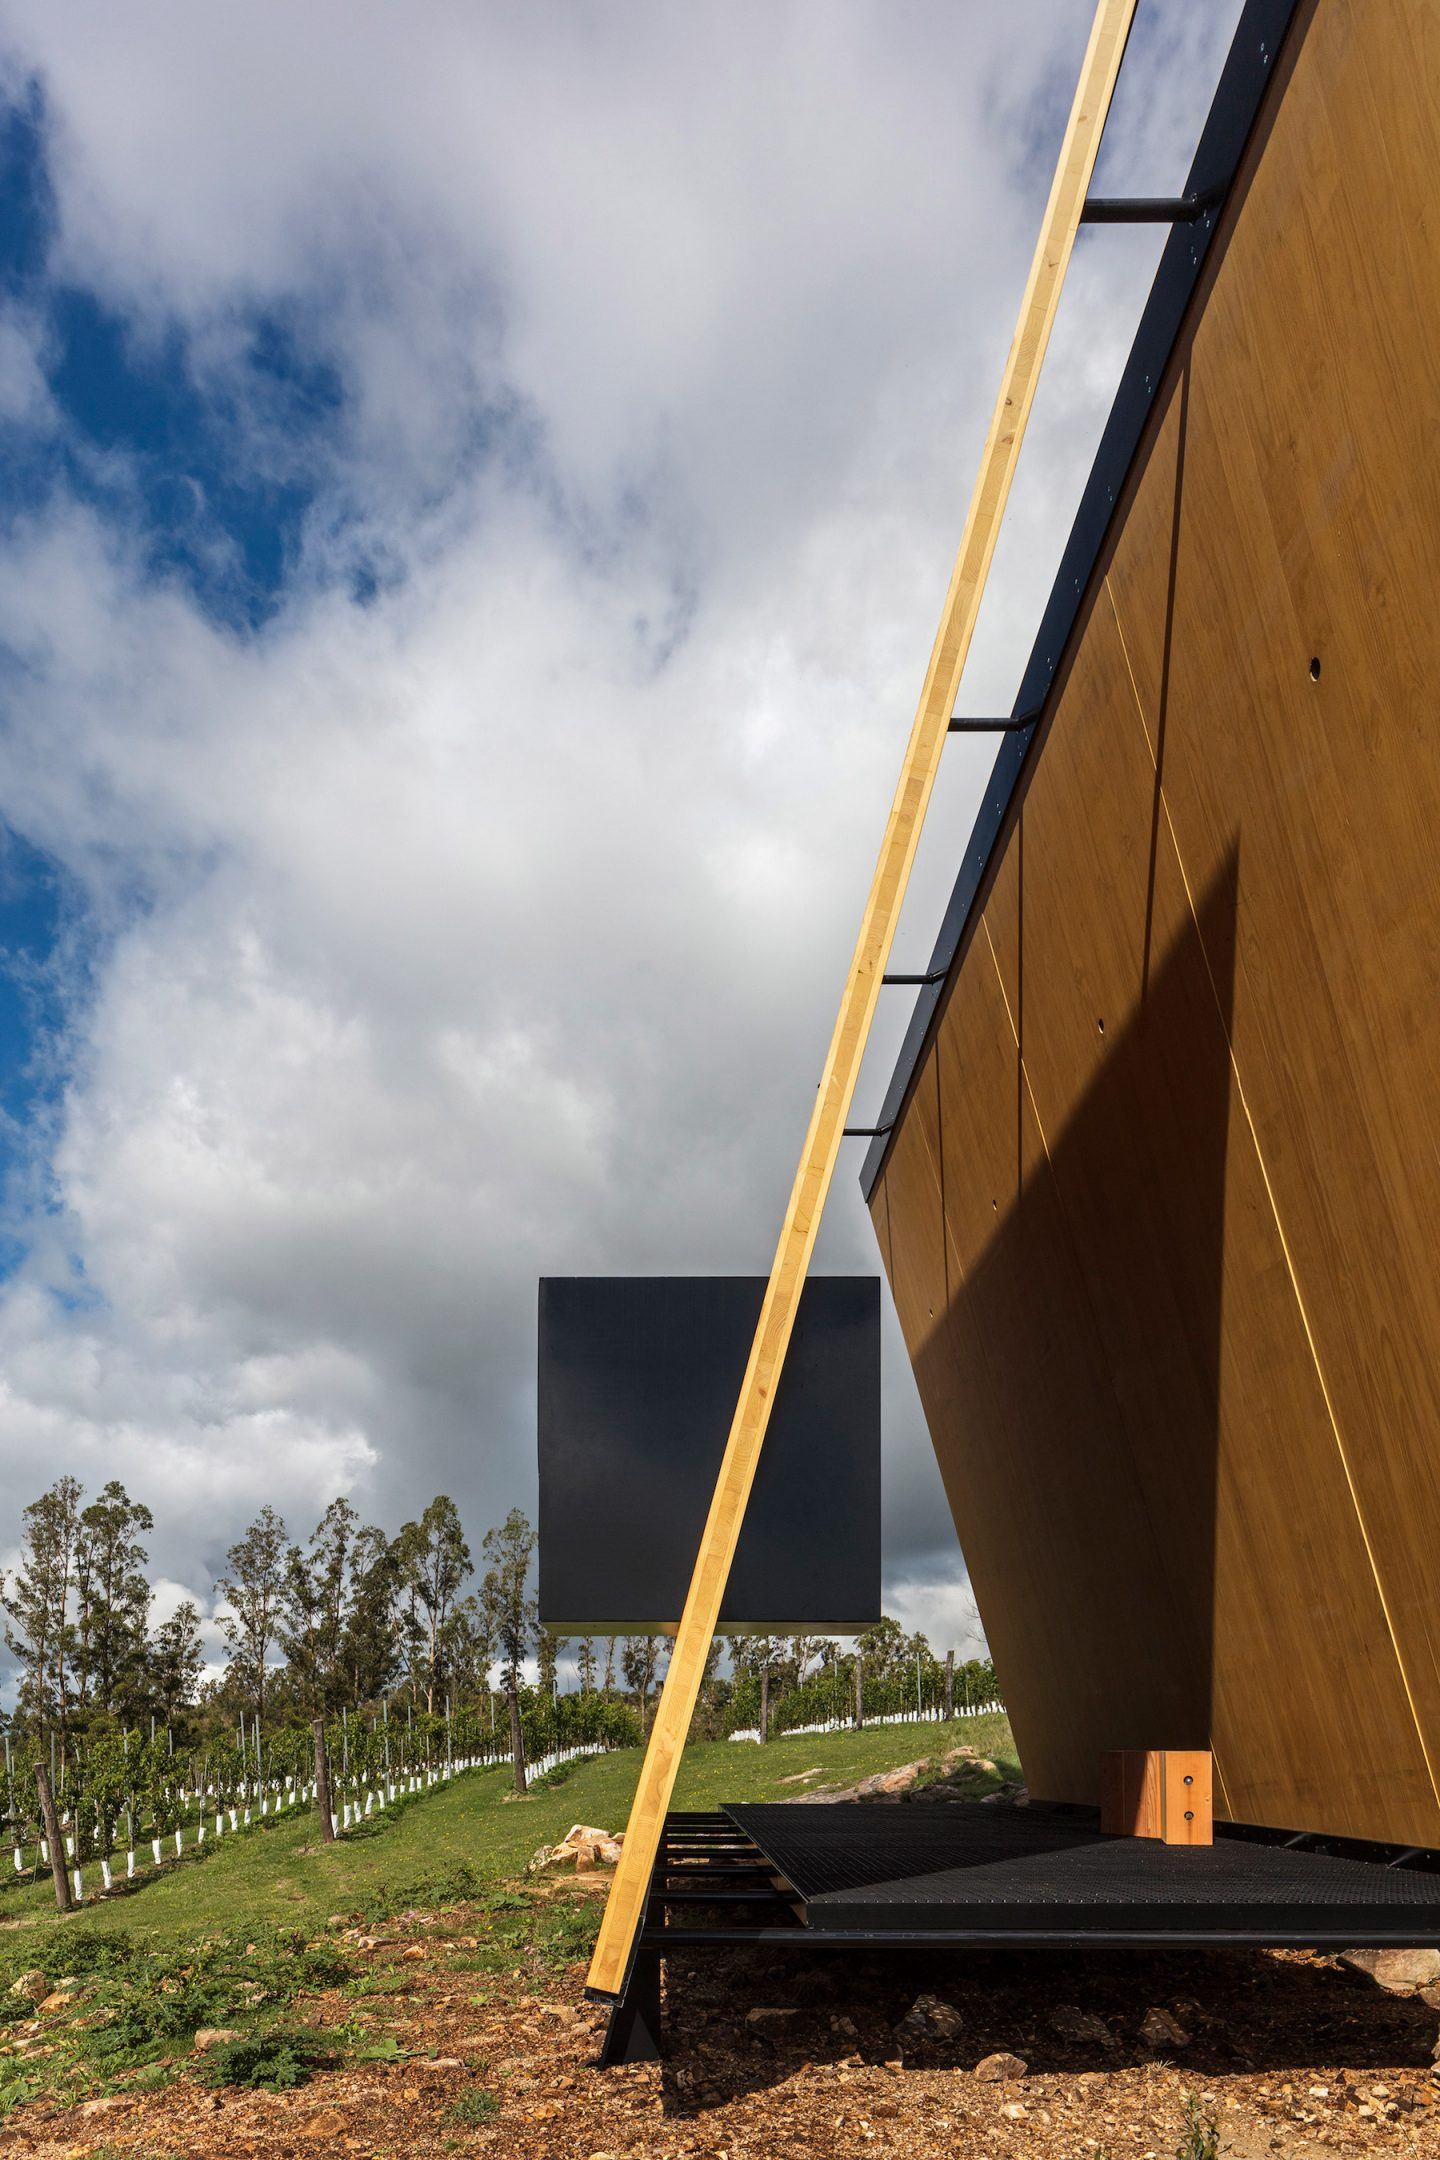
585, 0, 1139, 2004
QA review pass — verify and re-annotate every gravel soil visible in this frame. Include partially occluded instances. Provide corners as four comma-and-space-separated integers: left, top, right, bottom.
3, 1881, 1440, 2158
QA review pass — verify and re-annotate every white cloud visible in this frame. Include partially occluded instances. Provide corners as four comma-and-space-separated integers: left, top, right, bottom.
0, 2, 1244, 1644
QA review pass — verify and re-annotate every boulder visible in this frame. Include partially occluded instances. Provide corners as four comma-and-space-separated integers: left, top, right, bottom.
1139, 2006, 1191, 2049
1341, 1948, 1440, 1996
193, 2028, 242, 2052
1050, 2003, 1116, 2050
973, 2050, 1027, 2082
896, 1993, 964, 2045
855, 1761, 929, 1799
800, 1760, 932, 1806
540, 1823, 623, 1869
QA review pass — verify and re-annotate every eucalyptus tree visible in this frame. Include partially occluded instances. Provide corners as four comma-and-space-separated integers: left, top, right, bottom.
622, 1633, 669, 1735
75, 1481, 155, 1717
2, 1477, 83, 1738
150, 1601, 205, 1723
280, 1497, 363, 1712
480, 1509, 536, 1791
216, 1505, 289, 1719
396, 1496, 472, 1715
342, 1522, 401, 1706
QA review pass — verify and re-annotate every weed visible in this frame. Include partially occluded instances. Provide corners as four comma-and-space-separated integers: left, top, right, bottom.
351, 2033, 406, 2063
343, 1969, 409, 1998
449, 2086, 501, 2124
196, 2025, 335, 2091
1176, 2092, 1219, 2160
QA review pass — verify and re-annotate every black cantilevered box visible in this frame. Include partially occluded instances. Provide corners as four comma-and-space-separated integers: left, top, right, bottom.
537, 1276, 880, 1634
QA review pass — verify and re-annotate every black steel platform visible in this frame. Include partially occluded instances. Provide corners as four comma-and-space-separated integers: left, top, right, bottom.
726, 1803, 1440, 1944
592, 1803, 1440, 2063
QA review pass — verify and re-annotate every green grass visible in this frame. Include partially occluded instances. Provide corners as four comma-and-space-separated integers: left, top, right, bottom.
449, 2087, 501, 2125
0, 1716, 1015, 2122
0, 1714, 1015, 1946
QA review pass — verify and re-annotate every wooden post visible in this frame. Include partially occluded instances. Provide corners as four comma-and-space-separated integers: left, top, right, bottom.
35, 1764, 73, 1913
1100, 1750, 1213, 1844
508, 1687, 528, 1796
585, 0, 1139, 2002
312, 1718, 337, 1844
945, 1649, 955, 1721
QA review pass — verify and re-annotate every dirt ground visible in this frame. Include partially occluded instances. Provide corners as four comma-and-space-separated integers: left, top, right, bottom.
3, 1879, 1440, 2160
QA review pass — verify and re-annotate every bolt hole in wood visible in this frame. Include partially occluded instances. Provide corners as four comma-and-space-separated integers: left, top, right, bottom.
1309, 655, 1322, 679
1097, 1017, 1106, 1034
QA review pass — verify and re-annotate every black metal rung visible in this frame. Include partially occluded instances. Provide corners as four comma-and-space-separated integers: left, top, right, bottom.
664, 1840, 755, 1857
948, 710, 1042, 732
843, 1124, 893, 1138
1080, 192, 1219, 223
663, 1844, 754, 1855
654, 1886, 788, 1905
662, 1864, 775, 1879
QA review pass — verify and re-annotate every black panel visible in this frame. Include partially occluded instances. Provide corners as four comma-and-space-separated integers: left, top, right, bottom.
537, 1276, 880, 1632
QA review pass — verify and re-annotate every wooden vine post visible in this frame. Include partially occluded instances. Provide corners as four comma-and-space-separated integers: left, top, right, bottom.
586, 0, 1140, 2003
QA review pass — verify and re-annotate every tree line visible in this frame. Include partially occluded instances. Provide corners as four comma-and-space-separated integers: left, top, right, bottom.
2, 1476, 999, 1788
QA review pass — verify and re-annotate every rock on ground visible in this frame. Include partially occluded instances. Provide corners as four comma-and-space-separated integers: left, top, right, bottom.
1341, 1948, 1440, 1996
896, 1992, 964, 2045
1050, 2003, 1117, 2049
192, 2028, 242, 2052
532, 1823, 625, 1870
1139, 2005, 1192, 2048
973, 2050, 1028, 2082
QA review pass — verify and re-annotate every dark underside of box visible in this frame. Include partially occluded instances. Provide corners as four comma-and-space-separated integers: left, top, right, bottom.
715, 1803, 1440, 1946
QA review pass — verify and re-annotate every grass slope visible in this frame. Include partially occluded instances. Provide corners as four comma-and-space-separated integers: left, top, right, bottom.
0, 1715, 1016, 1945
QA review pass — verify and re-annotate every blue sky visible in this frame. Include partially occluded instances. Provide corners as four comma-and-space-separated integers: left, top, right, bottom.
0, 0, 1242, 1663
0, 78, 345, 1251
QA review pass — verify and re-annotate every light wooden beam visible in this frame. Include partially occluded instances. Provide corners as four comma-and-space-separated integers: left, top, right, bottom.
586, 0, 1139, 2003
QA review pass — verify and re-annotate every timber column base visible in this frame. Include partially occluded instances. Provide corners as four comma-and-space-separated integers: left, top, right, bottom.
1101, 1750, 1213, 1845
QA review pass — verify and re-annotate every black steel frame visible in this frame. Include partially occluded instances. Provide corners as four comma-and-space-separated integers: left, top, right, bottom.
596, 1803, 1440, 2065
858, 0, 1310, 1201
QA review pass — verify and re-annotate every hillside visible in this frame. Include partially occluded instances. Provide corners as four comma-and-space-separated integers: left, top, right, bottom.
0, 1715, 1016, 1945
3, 1715, 1436, 2159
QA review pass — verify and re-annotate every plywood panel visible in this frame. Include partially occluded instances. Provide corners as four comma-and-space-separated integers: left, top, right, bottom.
876, 875, 1210, 1803
1103, 0, 1440, 1822
991, 583, 1433, 1836
874, 0, 1440, 1842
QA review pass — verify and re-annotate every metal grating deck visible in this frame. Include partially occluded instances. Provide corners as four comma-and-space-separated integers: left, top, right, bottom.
723, 1803, 1440, 1942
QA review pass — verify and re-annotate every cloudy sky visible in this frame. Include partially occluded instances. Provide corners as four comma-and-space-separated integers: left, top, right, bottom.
0, 1, 1243, 1673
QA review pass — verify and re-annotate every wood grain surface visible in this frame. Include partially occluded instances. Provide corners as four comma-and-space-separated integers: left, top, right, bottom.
872, 0, 1440, 1844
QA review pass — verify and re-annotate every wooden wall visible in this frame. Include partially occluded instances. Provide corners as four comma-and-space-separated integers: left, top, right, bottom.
870, 0, 1440, 1843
